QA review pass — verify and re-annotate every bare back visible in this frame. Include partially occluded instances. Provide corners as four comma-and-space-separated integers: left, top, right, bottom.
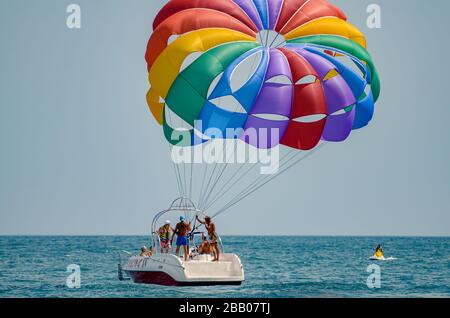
175, 221, 191, 237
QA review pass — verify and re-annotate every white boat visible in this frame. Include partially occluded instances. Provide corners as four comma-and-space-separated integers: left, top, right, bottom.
122, 253, 244, 286
118, 198, 245, 286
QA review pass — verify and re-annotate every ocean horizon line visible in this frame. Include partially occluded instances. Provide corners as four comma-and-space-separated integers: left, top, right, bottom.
1, 234, 449, 238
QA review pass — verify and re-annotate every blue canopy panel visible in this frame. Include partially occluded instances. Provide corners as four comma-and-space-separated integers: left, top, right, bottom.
252, 0, 270, 30
199, 47, 270, 139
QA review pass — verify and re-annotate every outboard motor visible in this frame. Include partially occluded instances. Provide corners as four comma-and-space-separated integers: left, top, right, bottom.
118, 263, 125, 281
117, 252, 130, 281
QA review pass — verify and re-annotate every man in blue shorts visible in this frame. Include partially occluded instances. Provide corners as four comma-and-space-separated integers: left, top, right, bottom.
172, 215, 191, 261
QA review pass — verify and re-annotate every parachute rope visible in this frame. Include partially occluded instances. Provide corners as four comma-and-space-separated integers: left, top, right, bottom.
211, 142, 328, 219
170, 145, 183, 198
204, 147, 298, 212
206, 149, 300, 213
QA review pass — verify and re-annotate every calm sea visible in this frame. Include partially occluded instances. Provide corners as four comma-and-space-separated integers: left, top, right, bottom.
0, 236, 449, 298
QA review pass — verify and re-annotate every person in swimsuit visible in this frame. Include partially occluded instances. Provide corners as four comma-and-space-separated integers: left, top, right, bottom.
172, 215, 191, 261
198, 237, 211, 255
140, 245, 154, 257
140, 246, 148, 257
158, 220, 174, 254
374, 244, 384, 258
196, 215, 220, 261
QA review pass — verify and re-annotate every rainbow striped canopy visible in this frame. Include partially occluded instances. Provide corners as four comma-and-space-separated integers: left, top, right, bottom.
146, 0, 380, 150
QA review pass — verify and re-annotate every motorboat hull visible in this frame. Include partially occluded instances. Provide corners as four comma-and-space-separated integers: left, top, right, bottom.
126, 270, 243, 286
122, 253, 244, 286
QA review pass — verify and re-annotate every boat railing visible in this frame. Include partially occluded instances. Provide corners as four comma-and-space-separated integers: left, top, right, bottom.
151, 197, 201, 234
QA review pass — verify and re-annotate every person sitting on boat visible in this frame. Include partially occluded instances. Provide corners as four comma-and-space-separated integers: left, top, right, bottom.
158, 220, 174, 254
172, 216, 191, 261
374, 244, 384, 258
139, 245, 153, 257
140, 246, 148, 257
196, 215, 220, 262
198, 237, 211, 255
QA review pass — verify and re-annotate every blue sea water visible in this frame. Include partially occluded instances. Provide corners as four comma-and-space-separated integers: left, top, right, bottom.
0, 236, 449, 298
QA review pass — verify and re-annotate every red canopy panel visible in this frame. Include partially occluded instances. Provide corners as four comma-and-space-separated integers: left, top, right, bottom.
281, 119, 326, 150
146, 9, 256, 71
275, 0, 309, 32
278, 47, 327, 150
276, 0, 347, 33
153, 0, 258, 33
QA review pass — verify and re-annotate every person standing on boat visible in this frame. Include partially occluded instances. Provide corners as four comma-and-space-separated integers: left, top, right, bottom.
172, 216, 191, 261
158, 220, 174, 254
196, 215, 220, 262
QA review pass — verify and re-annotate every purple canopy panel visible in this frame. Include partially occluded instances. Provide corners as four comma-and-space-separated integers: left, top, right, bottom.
242, 115, 289, 148
294, 48, 337, 80
250, 49, 293, 117
322, 107, 356, 142
268, 0, 284, 30
232, 0, 264, 30
250, 85, 293, 117
266, 48, 292, 80
323, 76, 356, 114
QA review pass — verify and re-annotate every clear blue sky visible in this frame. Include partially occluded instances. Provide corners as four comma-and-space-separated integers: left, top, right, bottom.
1, 0, 449, 236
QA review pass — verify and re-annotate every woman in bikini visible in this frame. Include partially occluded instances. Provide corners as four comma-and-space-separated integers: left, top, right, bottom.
196, 215, 220, 261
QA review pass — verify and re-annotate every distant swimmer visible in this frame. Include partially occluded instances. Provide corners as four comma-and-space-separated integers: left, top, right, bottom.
172, 215, 191, 261
374, 244, 384, 258
196, 215, 220, 262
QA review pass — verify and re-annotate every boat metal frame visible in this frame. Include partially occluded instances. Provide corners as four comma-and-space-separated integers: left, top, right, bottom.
150, 197, 224, 253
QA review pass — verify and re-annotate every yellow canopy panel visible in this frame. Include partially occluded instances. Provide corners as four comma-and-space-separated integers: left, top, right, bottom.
284, 17, 366, 48
148, 28, 256, 100
146, 88, 164, 125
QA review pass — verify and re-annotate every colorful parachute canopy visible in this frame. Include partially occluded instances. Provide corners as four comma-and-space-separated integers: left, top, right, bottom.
146, 0, 380, 150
